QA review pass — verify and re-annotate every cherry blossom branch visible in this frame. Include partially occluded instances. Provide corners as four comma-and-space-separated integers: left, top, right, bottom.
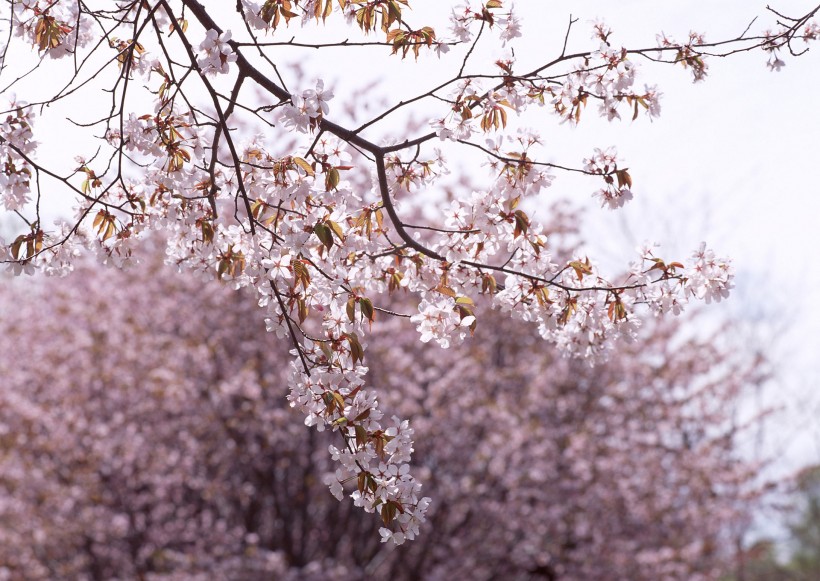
159, 0, 256, 234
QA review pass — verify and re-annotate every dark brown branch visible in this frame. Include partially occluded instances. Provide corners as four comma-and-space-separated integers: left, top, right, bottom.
270, 280, 312, 376
206, 73, 246, 217
457, 18, 485, 78
233, 38, 456, 49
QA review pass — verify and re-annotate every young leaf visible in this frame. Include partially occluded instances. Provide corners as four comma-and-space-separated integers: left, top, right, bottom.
346, 296, 356, 322
293, 156, 315, 176
314, 222, 334, 250
359, 298, 374, 322
326, 167, 341, 191
347, 332, 365, 365
615, 168, 632, 190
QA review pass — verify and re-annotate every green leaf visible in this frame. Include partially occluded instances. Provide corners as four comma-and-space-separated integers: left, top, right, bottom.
568, 259, 593, 281
200, 220, 214, 244
328, 220, 345, 242
314, 222, 334, 250
347, 332, 365, 365
326, 167, 341, 191
359, 298, 374, 322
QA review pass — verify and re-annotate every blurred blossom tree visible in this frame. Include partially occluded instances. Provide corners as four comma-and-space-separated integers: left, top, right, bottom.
0, 234, 768, 579
0, 0, 816, 549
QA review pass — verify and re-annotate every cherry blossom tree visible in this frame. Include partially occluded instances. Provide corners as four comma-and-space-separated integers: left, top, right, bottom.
0, 0, 816, 544
0, 234, 767, 579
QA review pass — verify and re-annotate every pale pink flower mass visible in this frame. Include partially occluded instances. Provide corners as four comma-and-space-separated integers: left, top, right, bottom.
0, 0, 813, 566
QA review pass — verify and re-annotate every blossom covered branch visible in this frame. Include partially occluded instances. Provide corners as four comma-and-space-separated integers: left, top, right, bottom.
0, 0, 817, 543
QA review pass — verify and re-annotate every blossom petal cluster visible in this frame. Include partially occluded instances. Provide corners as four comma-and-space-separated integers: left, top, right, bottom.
197, 29, 237, 75
279, 80, 334, 133
9, 0, 93, 59
0, 103, 35, 211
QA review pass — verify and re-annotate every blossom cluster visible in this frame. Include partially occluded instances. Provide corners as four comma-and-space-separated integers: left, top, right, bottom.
279, 80, 334, 133
0, 103, 35, 211
411, 297, 475, 348
656, 31, 710, 82
430, 32, 663, 142
584, 146, 634, 209
762, 18, 820, 71
288, 358, 430, 544
197, 29, 237, 75
628, 242, 733, 316
448, 1, 521, 46
9, 0, 93, 59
